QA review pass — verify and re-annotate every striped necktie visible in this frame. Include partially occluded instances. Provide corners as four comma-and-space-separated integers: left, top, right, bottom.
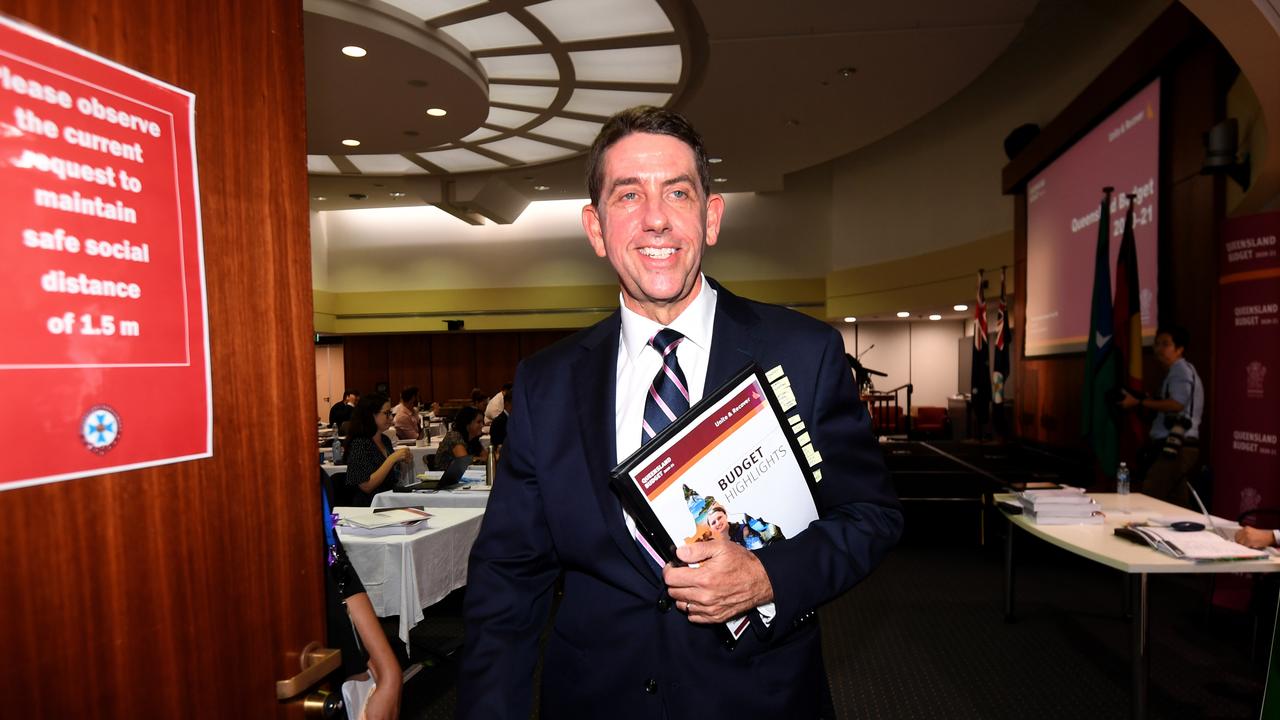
641, 328, 690, 444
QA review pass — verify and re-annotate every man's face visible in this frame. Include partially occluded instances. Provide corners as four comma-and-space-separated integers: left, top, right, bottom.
582, 132, 723, 323
345, 393, 358, 405
1154, 333, 1183, 367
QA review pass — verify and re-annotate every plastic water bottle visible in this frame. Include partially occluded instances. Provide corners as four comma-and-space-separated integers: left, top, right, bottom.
332, 438, 343, 465
1116, 462, 1130, 495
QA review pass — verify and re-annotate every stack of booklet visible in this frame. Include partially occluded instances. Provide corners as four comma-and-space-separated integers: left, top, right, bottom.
1016, 487, 1103, 525
334, 507, 432, 537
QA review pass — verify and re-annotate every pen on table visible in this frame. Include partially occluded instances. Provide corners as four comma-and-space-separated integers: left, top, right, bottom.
373, 505, 428, 513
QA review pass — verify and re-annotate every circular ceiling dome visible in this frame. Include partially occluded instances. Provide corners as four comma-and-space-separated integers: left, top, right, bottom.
304, 0, 692, 177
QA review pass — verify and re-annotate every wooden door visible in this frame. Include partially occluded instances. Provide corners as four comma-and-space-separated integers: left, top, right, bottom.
0, 1, 323, 717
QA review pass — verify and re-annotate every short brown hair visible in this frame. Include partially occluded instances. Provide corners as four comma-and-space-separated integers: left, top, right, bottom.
585, 106, 711, 207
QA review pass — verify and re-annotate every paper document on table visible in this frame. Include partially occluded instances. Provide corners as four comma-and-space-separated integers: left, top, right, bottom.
1135, 526, 1268, 561
335, 507, 432, 536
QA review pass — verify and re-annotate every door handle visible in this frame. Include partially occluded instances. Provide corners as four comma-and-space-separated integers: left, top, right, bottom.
276, 642, 341, 700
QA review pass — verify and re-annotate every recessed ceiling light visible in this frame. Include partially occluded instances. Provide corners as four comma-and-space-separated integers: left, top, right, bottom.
838, 66, 857, 78
341, 46, 367, 58
342, 138, 360, 147
953, 304, 969, 312
713, 177, 727, 183
708, 157, 723, 164
348, 193, 366, 200
896, 311, 910, 318
426, 107, 448, 117
928, 314, 942, 321
389, 191, 407, 198
533, 184, 550, 191
313, 196, 326, 201
843, 317, 857, 323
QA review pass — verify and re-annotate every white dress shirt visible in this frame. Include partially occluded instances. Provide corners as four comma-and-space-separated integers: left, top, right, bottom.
613, 275, 774, 623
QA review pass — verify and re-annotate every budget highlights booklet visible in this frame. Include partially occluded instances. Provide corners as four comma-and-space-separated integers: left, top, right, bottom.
610, 363, 822, 643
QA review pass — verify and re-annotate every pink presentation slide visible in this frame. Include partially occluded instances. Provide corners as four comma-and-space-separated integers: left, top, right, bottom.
1025, 78, 1160, 356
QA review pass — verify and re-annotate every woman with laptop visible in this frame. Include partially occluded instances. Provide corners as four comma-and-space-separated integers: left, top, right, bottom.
433, 405, 489, 470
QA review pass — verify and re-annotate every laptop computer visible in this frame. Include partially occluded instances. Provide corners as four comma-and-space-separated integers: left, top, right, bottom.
396, 455, 472, 492
1186, 481, 1239, 541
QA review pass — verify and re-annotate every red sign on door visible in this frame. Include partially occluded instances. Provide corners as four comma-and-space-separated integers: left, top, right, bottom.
0, 16, 210, 489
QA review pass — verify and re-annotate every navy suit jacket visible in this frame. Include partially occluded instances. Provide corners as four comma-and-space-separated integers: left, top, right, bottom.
459, 279, 902, 719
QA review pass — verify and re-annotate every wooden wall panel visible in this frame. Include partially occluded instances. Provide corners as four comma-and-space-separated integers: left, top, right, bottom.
0, 1, 320, 717
342, 334, 390, 400
475, 332, 521, 394
430, 333, 477, 402
387, 333, 433, 403
339, 329, 575, 409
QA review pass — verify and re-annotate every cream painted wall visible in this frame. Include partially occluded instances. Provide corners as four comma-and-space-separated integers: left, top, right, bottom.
837, 320, 965, 410
828, 0, 1171, 269
310, 210, 329, 292
317, 172, 831, 293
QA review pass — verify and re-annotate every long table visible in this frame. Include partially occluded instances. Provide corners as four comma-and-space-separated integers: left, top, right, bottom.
999, 492, 1280, 720
372, 485, 490, 509
338, 506, 485, 651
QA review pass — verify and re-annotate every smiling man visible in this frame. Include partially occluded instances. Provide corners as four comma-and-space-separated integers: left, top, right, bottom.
459, 107, 901, 720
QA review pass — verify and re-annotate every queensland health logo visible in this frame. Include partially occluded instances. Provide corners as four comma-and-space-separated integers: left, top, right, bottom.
81, 405, 121, 455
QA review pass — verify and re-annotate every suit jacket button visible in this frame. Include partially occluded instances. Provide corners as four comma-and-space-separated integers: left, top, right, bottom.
645, 678, 658, 694
657, 598, 671, 612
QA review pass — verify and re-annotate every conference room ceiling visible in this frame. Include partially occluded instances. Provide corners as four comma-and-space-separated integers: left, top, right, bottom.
305, 0, 1036, 220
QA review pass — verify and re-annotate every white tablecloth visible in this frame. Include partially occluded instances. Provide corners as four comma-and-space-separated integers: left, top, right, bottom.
338, 506, 485, 651
372, 484, 491, 509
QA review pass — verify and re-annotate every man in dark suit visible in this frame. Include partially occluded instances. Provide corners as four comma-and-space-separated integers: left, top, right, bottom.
459, 107, 901, 719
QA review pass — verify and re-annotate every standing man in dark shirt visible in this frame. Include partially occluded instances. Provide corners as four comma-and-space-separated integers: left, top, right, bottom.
328, 389, 358, 428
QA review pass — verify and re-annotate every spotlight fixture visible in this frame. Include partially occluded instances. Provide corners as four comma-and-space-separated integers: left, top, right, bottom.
953, 304, 968, 312
843, 317, 857, 323
713, 177, 727, 183
928, 314, 942, 321
342, 138, 360, 147
389, 191, 407, 198
708, 157, 723, 164
348, 193, 366, 200
838, 66, 857, 78
341, 46, 367, 58
896, 311, 910, 318
312, 196, 326, 201
533, 185, 550, 191
426, 107, 448, 117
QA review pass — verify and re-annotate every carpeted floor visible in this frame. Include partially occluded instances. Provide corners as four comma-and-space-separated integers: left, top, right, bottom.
387, 441, 1271, 719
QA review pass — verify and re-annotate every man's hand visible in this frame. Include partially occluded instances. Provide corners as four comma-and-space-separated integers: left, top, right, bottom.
663, 539, 773, 624
1235, 526, 1276, 549
1118, 389, 1140, 410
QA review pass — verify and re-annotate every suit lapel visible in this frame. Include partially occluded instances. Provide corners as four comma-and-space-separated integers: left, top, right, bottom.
706, 278, 763, 389
571, 313, 663, 588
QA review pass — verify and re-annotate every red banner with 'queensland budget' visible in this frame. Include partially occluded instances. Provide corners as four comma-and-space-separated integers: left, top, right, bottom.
1212, 211, 1280, 517
0, 16, 210, 490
